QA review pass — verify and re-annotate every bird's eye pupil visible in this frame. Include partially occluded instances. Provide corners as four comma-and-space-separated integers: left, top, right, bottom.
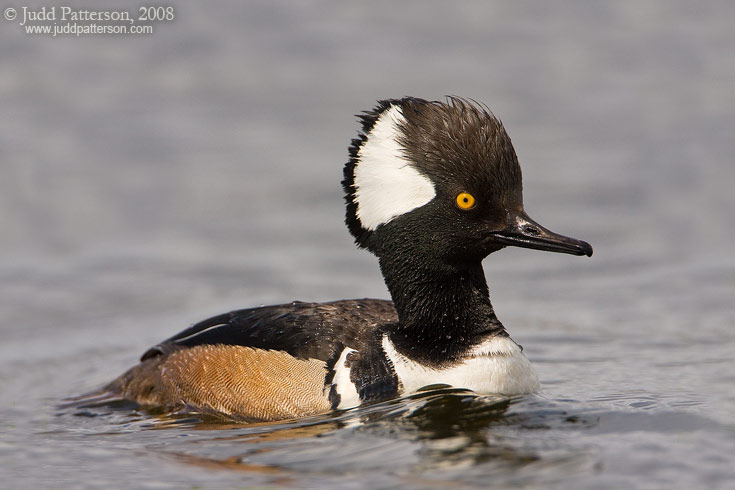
456, 192, 476, 210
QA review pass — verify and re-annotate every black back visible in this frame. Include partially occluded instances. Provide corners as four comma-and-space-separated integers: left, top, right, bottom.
140, 298, 398, 363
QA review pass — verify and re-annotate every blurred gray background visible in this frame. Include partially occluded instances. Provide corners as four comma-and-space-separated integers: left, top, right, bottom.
3, 1, 732, 263
1, 1, 733, 488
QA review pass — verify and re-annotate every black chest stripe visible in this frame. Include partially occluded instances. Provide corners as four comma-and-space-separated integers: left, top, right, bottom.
349, 332, 401, 403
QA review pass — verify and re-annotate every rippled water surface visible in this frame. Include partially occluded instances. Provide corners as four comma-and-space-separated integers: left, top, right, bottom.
1, 1, 734, 488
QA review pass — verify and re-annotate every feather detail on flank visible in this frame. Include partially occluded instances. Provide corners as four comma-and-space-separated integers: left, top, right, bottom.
382, 335, 540, 396
353, 105, 436, 231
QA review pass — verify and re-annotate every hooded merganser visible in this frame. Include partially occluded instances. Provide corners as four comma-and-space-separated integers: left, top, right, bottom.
101, 97, 592, 421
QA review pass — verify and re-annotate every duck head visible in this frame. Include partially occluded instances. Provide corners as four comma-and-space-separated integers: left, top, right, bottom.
342, 97, 592, 267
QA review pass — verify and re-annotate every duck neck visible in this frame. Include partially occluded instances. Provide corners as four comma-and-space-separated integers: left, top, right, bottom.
378, 250, 507, 365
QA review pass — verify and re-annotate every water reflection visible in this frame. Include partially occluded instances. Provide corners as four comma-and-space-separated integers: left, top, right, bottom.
62, 388, 599, 477
54, 383, 723, 488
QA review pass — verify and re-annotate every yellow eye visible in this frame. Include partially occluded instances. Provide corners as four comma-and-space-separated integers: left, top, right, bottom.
456, 192, 476, 210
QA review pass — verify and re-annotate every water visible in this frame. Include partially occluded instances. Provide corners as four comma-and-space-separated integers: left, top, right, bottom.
1, 1, 734, 488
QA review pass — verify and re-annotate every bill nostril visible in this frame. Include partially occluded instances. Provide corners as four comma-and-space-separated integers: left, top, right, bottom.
523, 226, 540, 236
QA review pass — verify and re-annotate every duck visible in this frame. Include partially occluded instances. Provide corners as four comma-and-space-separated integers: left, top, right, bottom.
100, 97, 592, 421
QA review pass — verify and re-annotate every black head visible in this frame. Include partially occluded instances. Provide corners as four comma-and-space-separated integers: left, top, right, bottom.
342, 97, 592, 265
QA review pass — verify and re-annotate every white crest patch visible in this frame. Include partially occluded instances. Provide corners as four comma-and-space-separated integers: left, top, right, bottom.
353, 105, 436, 231
331, 347, 361, 410
382, 335, 540, 396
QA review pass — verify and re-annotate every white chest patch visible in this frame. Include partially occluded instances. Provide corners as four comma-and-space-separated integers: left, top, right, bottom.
330, 347, 361, 410
382, 335, 540, 396
353, 105, 436, 231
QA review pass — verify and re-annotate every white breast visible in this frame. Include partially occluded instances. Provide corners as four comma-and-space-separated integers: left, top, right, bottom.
382, 335, 540, 396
